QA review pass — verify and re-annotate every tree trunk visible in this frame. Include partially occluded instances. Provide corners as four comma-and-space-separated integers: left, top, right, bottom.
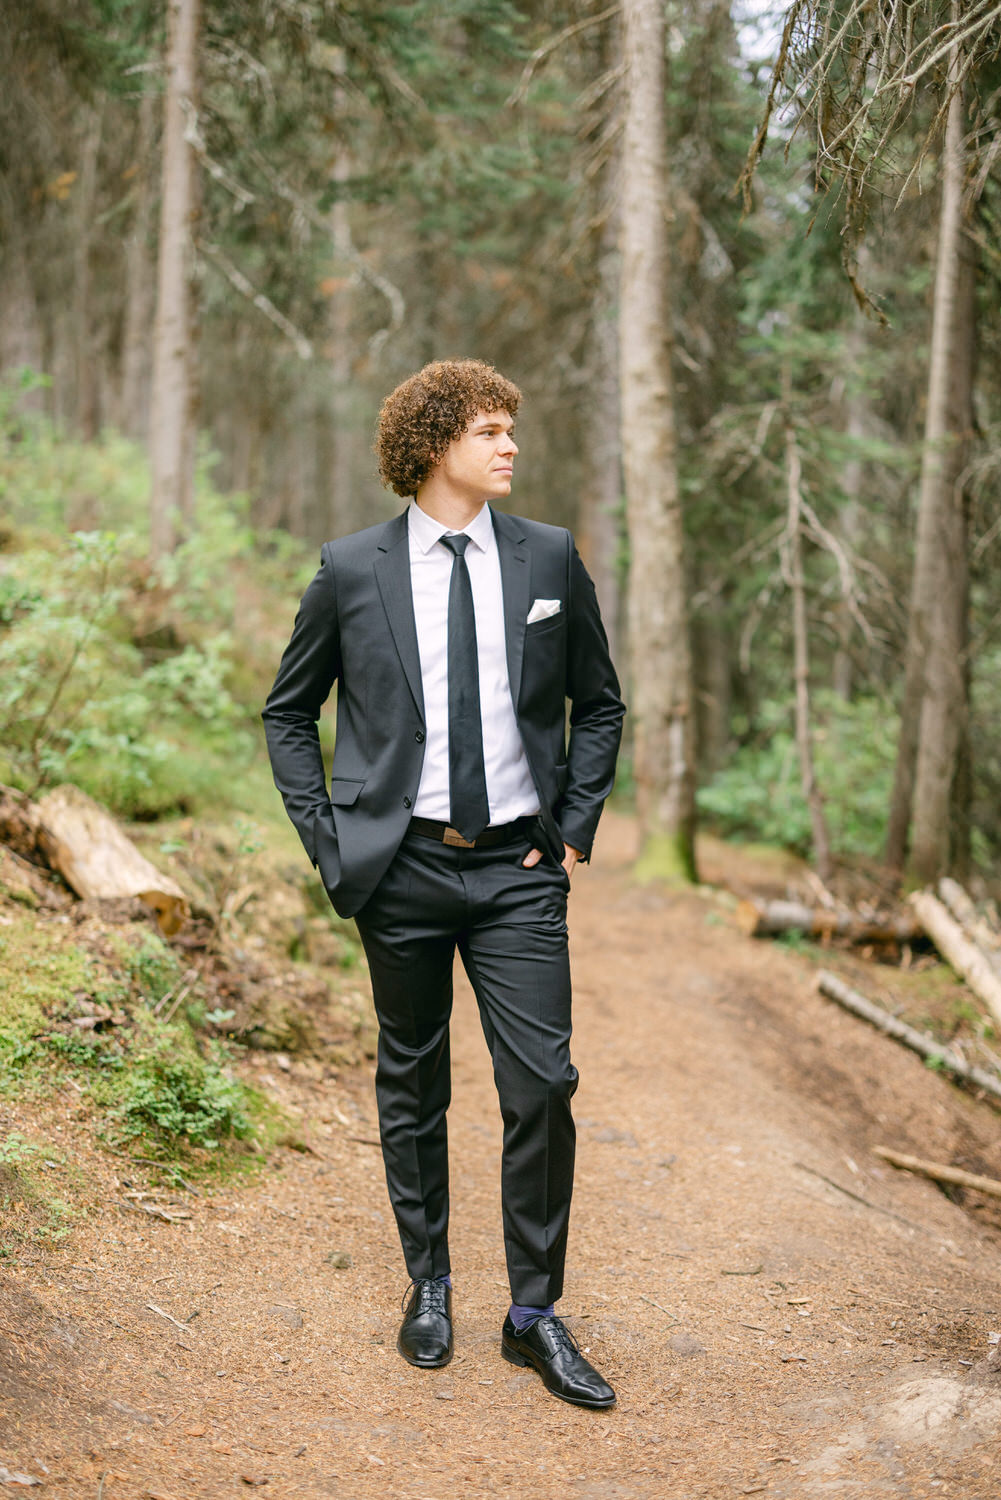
784, 403, 833, 882
894, 59, 974, 882
328, 48, 355, 539
0, 226, 45, 408
832, 307, 868, 700
694, 577, 731, 775
578, 199, 623, 664
121, 87, 157, 443
886, 39, 973, 877
149, 0, 201, 558
618, 0, 697, 882
72, 104, 105, 440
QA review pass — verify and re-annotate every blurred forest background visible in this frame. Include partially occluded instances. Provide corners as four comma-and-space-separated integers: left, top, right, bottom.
2, 0, 1000, 889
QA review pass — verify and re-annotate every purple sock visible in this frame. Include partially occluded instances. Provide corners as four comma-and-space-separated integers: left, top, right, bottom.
509, 1301, 554, 1332
436, 1274, 452, 1289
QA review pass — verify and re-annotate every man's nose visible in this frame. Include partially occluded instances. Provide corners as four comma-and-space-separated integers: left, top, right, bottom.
500, 434, 518, 456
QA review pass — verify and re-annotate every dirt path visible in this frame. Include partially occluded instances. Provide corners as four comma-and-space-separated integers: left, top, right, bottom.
3, 811, 1001, 1499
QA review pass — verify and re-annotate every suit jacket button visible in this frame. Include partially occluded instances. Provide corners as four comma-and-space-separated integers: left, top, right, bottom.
415, 729, 425, 743
403, 796, 412, 808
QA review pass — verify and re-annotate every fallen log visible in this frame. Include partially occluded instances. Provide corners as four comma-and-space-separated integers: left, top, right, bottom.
816, 969, 1001, 1106
909, 889, 1001, 1034
738, 897, 921, 945
873, 1147, 1001, 1202
33, 784, 188, 935
937, 878, 1001, 972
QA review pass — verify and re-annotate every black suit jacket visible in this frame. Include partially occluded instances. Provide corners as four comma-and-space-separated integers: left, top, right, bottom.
262, 506, 625, 917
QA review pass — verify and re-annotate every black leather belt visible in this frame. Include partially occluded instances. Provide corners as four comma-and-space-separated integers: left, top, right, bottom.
406, 816, 534, 849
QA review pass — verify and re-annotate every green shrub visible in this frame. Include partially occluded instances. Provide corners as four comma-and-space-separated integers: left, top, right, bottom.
698, 693, 897, 859
0, 910, 267, 1163
0, 397, 314, 822
107, 1043, 254, 1151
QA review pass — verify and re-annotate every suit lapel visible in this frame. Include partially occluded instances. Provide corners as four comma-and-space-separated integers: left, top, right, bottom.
374, 510, 425, 718
493, 509, 530, 709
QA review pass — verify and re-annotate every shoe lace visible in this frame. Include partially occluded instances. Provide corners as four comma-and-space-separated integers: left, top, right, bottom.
401, 1278, 447, 1315
538, 1315, 581, 1355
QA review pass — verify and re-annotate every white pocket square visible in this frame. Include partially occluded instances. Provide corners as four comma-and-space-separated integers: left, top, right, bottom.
527, 598, 562, 624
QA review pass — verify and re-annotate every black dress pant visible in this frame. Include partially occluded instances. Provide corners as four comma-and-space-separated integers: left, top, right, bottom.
354, 825, 577, 1307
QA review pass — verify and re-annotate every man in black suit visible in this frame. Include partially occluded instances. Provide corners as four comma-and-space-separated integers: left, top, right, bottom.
263, 359, 624, 1407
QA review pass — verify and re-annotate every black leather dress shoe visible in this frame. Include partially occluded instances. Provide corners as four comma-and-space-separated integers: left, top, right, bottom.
501, 1314, 615, 1408
398, 1279, 453, 1368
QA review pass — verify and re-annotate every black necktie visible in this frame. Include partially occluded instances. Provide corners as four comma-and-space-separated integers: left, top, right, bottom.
439, 533, 490, 841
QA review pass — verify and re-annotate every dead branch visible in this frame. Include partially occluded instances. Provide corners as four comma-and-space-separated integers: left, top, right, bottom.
816, 969, 1001, 1105
874, 1146, 1001, 1201
507, 4, 620, 108
201, 243, 312, 359
146, 1302, 195, 1332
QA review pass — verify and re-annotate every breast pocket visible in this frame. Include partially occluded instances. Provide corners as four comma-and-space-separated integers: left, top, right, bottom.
525, 612, 564, 637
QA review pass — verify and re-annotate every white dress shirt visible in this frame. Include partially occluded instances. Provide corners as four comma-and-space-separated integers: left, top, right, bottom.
408, 500, 540, 826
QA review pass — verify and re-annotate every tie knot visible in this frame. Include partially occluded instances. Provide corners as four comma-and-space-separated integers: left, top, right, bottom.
440, 532, 470, 559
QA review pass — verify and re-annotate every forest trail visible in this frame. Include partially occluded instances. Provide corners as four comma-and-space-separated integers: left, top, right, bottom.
3, 810, 1001, 1500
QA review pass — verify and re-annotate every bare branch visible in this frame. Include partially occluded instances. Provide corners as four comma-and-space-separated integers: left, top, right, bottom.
507, 4, 620, 108
200, 242, 313, 359
180, 99, 255, 209
243, 145, 405, 353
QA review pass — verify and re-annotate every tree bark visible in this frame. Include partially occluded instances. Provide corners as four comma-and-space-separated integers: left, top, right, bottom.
693, 576, 731, 775
832, 305, 868, 700
886, 33, 973, 878
619, 0, 697, 881
578, 198, 623, 665
328, 48, 355, 539
70, 104, 105, 441
908, 119, 975, 881
0, 226, 45, 407
149, 0, 201, 558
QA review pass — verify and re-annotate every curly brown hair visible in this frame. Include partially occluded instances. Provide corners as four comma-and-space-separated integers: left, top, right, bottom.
375, 359, 522, 497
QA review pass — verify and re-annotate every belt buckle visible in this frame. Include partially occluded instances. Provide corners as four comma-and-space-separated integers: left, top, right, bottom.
443, 826, 475, 848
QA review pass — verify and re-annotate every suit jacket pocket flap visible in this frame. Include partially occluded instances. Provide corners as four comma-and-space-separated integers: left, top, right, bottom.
329, 778, 365, 807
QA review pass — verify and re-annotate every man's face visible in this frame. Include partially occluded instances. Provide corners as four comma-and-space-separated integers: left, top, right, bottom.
430, 409, 518, 504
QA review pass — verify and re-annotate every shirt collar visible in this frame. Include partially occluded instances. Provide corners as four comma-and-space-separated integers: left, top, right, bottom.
408, 499, 494, 556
